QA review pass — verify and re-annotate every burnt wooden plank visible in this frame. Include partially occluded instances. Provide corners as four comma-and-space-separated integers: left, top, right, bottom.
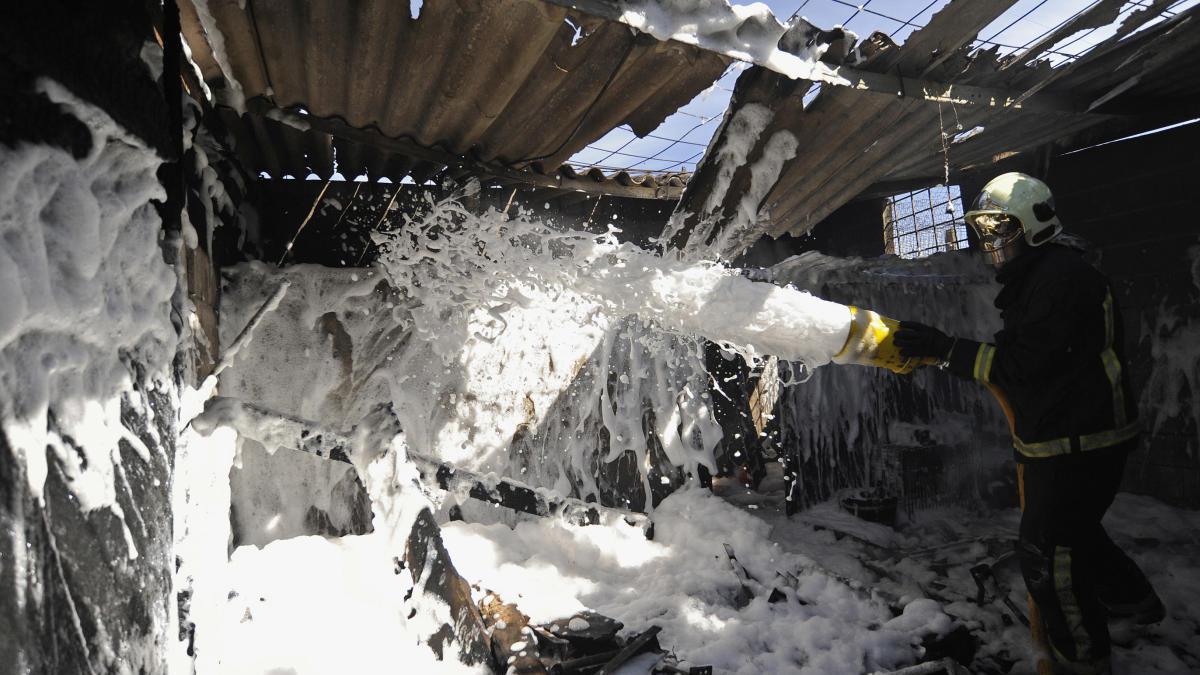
480, 592, 548, 674
406, 508, 494, 666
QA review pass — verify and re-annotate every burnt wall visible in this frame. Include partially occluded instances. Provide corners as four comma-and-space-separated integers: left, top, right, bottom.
0, 4, 179, 673
0, 2, 247, 670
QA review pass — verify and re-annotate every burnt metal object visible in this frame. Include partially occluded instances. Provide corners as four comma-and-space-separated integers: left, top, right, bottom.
549, 649, 621, 675
530, 625, 573, 663
722, 544, 798, 608
970, 551, 1029, 628
543, 611, 624, 654
405, 508, 493, 667
596, 626, 662, 675
840, 488, 898, 527
722, 543, 756, 609
882, 445, 947, 517
544, 622, 668, 675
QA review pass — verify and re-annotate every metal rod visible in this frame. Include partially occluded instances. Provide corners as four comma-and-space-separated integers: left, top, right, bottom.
210, 280, 290, 379
278, 179, 331, 265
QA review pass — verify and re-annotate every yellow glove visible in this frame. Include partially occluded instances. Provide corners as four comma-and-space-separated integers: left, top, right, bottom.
831, 307, 940, 374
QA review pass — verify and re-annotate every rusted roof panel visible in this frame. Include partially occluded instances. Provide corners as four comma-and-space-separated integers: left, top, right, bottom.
181, 0, 730, 180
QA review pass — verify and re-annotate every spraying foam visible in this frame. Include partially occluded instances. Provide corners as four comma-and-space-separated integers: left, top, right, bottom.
370, 183, 853, 373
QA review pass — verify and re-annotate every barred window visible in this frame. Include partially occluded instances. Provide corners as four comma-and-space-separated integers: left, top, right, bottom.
883, 185, 970, 258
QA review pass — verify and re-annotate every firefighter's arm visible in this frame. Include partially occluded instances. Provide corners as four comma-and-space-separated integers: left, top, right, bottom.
944, 281, 1083, 387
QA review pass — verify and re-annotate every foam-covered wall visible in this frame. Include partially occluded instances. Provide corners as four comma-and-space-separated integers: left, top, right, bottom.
0, 59, 180, 675
769, 251, 1012, 507
215, 251, 723, 543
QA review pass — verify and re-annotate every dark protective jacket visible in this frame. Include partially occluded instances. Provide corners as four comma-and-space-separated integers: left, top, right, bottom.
946, 244, 1139, 460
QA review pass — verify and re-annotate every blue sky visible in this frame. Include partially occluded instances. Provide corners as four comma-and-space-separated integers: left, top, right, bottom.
567, 0, 1198, 174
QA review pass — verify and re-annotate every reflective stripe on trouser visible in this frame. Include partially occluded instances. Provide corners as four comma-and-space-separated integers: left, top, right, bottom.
1014, 422, 1141, 458
1023, 542, 1109, 671
1053, 546, 1093, 662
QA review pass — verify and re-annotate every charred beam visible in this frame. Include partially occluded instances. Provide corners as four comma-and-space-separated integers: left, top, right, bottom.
412, 456, 654, 538
405, 508, 494, 666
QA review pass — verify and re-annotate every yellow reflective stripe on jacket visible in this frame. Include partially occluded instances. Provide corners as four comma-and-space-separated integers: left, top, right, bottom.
1013, 421, 1141, 458
1100, 292, 1128, 427
972, 343, 997, 383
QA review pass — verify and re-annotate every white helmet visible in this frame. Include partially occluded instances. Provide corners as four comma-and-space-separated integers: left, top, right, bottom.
965, 172, 1062, 267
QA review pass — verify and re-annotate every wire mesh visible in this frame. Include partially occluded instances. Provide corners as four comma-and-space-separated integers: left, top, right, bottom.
884, 185, 969, 259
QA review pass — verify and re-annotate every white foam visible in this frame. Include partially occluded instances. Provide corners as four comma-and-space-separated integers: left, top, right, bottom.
0, 79, 176, 507
370, 184, 852, 372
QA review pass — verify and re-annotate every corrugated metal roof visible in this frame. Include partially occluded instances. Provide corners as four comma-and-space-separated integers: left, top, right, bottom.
186, 0, 1198, 223
181, 0, 730, 186
213, 104, 692, 199
663, 0, 1200, 257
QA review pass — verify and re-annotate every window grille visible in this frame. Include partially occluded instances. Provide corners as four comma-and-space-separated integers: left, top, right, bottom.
883, 185, 970, 258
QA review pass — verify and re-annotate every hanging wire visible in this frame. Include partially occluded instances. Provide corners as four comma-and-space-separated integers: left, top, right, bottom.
583, 194, 605, 228
590, 128, 650, 167
326, 182, 362, 234
657, 149, 707, 173
821, 0, 1080, 58
354, 186, 401, 266
936, 102, 955, 218
616, 116, 720, 172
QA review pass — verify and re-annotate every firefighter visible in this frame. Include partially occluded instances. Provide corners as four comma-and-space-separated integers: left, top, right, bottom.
893, 173, 1163, 674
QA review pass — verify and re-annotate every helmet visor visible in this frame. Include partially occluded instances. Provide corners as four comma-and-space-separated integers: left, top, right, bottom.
967, 212, 1022, 252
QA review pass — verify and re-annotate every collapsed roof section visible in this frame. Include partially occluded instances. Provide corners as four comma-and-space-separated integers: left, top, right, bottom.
661, 0, 1200, 257
179, 0, 736, 196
